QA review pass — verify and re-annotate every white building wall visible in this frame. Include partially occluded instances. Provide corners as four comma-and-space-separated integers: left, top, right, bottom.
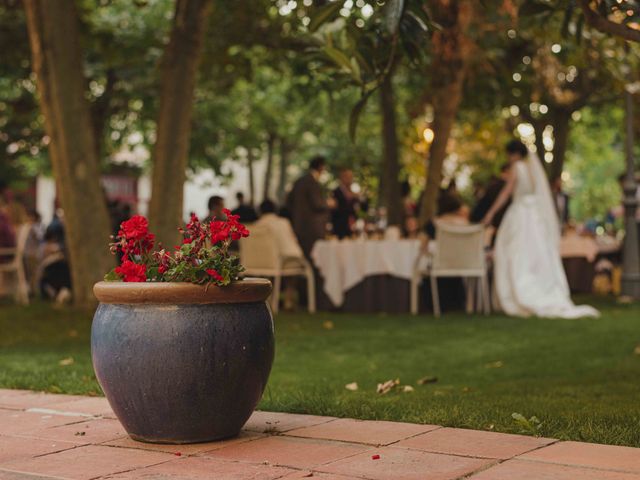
34, 154, 281, 227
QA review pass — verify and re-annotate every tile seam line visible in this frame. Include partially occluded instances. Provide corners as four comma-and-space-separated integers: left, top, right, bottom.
513, 456, 640, 475
0, 466, 69, 480
87, 457, 178, 480
280, 424, 444, 446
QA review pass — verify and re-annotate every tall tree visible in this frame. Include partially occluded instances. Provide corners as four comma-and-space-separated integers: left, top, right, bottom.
23, 0, 113, 307
148, 0, 212, 246
378, 70, 403, 226
418, 0, 475, 226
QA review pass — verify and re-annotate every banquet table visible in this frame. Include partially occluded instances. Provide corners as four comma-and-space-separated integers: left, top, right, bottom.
559, 233, 621, 293
311, 238, 422, 308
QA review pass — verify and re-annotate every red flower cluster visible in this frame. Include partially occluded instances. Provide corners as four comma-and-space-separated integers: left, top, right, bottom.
117, 215, 155, 255
115, 259, 147, 282
210, 209, 250, 244
107, 212, 250, 285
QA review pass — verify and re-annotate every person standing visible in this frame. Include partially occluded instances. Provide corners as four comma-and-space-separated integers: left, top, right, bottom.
204, 196, 225, 223
286, 156, 335, 257
231, 192, 258, 223
331, 168, 358, 239
482, 140, 598, 318
551, 177, 570, 228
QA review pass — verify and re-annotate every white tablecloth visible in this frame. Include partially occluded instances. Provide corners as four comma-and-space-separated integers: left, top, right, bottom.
311, 239, 422, 307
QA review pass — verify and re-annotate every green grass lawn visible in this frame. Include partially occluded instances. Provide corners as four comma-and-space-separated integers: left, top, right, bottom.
1, 299, 640, 447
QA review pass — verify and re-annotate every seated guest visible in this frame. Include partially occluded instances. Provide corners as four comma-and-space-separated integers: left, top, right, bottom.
204, 195, 225, 223
424, 194, 469, 241
331, 168, 358, 239
255, 199, 304, 259
231, 192, 258, 223
255, 199, 306, 311
0, 182, 16, 264
38, 229, 71, 304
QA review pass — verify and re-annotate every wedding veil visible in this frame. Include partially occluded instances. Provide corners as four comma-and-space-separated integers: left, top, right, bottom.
528, 154, 561, 246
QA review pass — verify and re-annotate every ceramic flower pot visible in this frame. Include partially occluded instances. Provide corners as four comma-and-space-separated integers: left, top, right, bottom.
91, 278, 274, 444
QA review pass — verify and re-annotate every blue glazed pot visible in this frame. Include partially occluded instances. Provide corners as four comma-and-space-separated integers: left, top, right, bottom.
92, 279, 274, 444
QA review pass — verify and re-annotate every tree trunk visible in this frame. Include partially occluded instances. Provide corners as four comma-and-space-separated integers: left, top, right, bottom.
263, 133, 276, 201
24, 0, 113, 307
247, 148, 256, 207
418, 0, 474, 227
148, 0, 212, 246
277, 138, 289, 206
548, 109, 572, 182
378, 70, 403, 226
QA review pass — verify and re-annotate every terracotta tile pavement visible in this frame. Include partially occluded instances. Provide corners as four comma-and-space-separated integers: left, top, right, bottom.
1, 390, 640, 479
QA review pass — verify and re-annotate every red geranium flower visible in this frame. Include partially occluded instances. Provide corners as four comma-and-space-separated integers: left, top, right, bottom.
206, 269, 224, 282
119, 215, 150, 242
115, 259, 147, 282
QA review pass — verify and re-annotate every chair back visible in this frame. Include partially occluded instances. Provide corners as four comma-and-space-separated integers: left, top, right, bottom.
432, 222, 486, 275
239, 224, 281, 272
13, 224, 30, 265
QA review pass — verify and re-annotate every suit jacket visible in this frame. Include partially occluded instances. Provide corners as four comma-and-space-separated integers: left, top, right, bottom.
286, 173, 329, 257
555, 192, 570, 225
331, 185, 356, 239
470, 177, 509, 228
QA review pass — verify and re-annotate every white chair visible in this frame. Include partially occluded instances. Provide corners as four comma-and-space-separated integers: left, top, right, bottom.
411, 222, 490, 317
239, 225, 316, 314
0, 224, 30, 305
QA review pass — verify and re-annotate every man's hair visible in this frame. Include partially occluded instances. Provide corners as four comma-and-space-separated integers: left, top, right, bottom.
309, 155, 326, 172
236, 192, 244, 201
506, 139, 528, 158
208, 195, 224, 211
259, 199, 277, 214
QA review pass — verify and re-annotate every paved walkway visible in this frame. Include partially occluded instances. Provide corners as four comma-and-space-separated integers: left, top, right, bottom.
0, 390, 638, 479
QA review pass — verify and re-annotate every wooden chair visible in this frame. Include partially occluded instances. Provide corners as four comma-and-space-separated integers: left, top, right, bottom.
0, 224, 31, 305
239, 225, 315, 314
411, 222, 490, 317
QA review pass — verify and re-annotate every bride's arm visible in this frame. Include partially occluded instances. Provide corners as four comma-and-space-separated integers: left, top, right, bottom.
482, 166, 516, 225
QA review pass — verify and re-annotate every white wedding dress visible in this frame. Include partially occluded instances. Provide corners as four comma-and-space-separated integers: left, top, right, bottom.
493, 157, 599, 318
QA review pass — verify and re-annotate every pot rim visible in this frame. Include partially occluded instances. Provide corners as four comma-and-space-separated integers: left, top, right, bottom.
94, 278, 272, 305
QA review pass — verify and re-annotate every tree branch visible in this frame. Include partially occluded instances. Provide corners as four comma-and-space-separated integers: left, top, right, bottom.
578, 0, 640, 42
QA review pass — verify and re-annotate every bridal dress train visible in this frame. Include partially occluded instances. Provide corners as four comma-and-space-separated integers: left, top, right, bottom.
493, 157, 599, 318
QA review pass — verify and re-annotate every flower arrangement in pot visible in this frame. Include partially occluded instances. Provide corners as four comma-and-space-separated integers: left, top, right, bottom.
92, 211, 274, 444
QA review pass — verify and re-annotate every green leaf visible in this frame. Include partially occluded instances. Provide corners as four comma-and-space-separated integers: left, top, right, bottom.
519, 0, 555, 16
324, 46, 354, 73
309, 2, 343, 32
104, 269, 120, 282
349, 88, 374, 141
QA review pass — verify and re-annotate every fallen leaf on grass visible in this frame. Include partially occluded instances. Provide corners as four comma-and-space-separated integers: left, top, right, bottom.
485, 361, 504, 369
402, 385, 414, 393
417, 376, 438, 385
68, 329, 78, 338
345, 382, 359, 391
376, 379, 400, 394
322, 320, 334, 330
59, 357, 74, 366
634, 345, 640, 356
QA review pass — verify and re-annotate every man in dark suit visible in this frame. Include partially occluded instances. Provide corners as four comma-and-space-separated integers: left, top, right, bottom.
331, 168, 358, 239
551, 177, 570, 227
470, 164, 511, 229
231, 192, 258, 223
286, 156, 335, 257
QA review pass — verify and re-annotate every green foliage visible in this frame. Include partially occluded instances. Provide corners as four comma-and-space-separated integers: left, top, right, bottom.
565, 106, 625, 221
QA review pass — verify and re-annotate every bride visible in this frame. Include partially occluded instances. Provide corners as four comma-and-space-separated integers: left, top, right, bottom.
482, 140, 599, 318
